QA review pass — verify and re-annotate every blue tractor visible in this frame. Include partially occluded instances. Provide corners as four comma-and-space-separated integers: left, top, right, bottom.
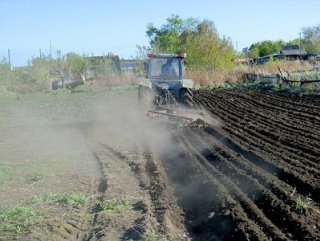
138, 53, 194, 113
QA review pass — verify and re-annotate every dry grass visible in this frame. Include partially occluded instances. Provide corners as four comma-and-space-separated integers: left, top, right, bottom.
86, 71, 139, 89
3, 60, 320, 93
185, 66, 250, 86
185, 60, 320, 87
88, 60, 319, 89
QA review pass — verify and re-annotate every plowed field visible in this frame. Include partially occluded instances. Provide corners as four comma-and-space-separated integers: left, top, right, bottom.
0, 87, 319, 241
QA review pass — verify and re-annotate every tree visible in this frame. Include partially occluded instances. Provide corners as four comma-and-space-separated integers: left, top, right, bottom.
181, 20, 235, 70
27, 54, 52, 84
146, 14, 199, 53
247, 40, 286, 58
66, 52, 89, 75
135, 45, 151, 60
135, 45, 151, 73
0, 58, 14, 88
50, 51, 90, 88
242, 47, 249, 56
146, 15, 236, 70
301, 25, 320, 52
51, 50, 71, 86
259, 40, 279, 56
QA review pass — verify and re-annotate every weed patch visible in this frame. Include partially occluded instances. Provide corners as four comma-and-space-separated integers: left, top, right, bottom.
98, 198, 130, 212
0, 206, 38, 235
294, 196, 312, 214
0, 165, 23, 182
26, 173, 45, 183
31, 192, 91, 206
71, 85, 92, 93
141, 230, 159, 241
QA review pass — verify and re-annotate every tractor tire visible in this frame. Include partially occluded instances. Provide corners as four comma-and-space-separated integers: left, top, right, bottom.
138, 84, 152, 109
180, 88, 194, 108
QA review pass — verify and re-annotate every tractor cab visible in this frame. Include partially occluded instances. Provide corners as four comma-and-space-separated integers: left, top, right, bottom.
146, 53, 186, 80
143, 53, 193, 104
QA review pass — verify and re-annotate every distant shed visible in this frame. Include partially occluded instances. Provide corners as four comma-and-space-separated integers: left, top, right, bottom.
280, 45, 307, 56
120, 59, 139, 71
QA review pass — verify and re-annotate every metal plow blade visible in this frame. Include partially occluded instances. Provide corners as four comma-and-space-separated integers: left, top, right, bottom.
147, 107, 209, 126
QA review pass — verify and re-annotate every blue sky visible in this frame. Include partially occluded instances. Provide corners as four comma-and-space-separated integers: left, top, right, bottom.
1, 0, 319, 66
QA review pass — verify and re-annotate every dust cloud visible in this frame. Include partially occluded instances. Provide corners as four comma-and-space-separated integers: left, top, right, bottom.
3, 92, 223, 191
5, 106, 87, 159
4, 92, 222, 165
86, 94, 173, 149
3, 93, 174, 170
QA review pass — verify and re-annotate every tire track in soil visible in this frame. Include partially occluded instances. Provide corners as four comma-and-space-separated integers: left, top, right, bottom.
21, 122, 106, 241
79, 129, 187, 241
30, 129, 111, 241
24, 110, 191, 240
26, 124, 151, 241
143, 145, 189, 240
79, 139, 150, 241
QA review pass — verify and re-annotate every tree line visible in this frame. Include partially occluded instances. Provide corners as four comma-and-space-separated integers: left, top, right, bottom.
244, 25, 320, 59
142, 14, 320, 70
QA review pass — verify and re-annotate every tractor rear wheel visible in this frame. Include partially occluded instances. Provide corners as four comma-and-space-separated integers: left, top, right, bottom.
180, 88, 194, 107
138, 84, 152, 108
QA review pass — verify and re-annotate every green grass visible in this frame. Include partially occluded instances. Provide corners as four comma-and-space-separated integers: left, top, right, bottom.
31, 192, 91, 206
26, 173, 45, 183
101, 84, 137, 94
0, 192, 92, 237
0, 161, 54, 183
0, 86, 17, 99
0, 206, 38, 235
141, 230, 159, 241
294, 196, 312, 214
285, 70, 320, 79
98, 198, 130, 212
70, 84, 92, 93
0, 85, 137, 114
0, 165, 28, 183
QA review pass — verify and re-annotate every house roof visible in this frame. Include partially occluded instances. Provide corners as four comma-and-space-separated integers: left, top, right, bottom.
280, 45, 307, 55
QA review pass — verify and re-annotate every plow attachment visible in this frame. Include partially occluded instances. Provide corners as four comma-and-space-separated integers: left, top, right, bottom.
147, 107, 207, 126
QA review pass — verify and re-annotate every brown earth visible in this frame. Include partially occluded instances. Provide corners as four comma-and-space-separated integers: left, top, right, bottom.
0, 88, 319, 241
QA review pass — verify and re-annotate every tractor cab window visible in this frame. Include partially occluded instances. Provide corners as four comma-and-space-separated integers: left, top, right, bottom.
147, 58, 181, 79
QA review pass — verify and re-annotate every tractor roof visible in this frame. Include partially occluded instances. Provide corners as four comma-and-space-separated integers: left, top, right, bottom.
147, 53, 186, 58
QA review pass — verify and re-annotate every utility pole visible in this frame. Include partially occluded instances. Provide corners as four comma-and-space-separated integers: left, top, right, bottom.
50, 39, 52, 60
8, 49, 11, 68
299, 32, 302, 56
